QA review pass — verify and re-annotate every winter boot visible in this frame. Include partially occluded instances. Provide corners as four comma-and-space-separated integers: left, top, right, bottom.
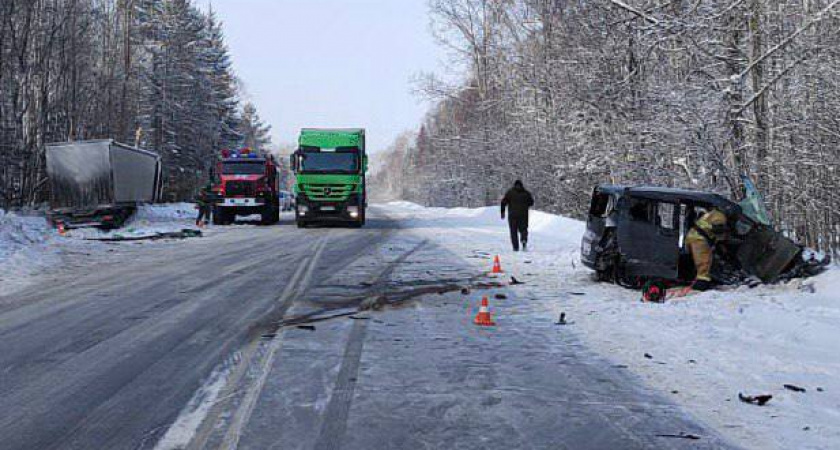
693, 279, 712, 292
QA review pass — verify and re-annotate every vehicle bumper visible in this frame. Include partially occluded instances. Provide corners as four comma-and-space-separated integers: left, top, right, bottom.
296, 195, 363, 221
219, 198, 265, 207
580, 231, 600, 270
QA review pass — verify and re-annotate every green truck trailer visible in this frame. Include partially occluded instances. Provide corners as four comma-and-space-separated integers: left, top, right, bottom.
291, 128, 368, 228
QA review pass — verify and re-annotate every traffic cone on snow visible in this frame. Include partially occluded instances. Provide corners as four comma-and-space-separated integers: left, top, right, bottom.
474, 296, 496, 326
491, 255, 503, 274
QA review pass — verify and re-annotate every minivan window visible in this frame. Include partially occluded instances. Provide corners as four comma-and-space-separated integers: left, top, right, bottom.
589, 193, 611, 217
629, 199, 653, 222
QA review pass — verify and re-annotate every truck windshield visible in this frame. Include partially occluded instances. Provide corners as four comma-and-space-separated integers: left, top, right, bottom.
300, 149, 358, 173
222, 161, 265, 175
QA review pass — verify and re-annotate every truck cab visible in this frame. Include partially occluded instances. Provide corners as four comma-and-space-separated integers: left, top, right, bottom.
291, 129, 368, 228
212, 149, 281, 225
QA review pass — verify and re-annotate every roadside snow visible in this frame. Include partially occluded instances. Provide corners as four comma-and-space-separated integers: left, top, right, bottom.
381, 201, 840, 450
0, 204, 200, 297
0, 209, 63, 296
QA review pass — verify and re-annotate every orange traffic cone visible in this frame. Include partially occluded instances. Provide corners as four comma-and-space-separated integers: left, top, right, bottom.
491, 255, 503, 274
474, 296, 496, 326
57, 222, 66, 236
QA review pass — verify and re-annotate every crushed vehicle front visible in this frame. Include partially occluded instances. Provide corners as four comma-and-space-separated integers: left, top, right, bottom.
582, 185, 830, 288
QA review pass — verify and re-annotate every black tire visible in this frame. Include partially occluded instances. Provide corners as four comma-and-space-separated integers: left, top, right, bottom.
216, 209, 234, 225
296, 219, 307, 228
212, 207, 224, 225
261, 206, 277, 225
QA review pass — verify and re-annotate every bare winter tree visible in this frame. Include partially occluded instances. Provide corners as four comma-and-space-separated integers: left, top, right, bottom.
376, 0, 840, 254
0, 0, 269, 206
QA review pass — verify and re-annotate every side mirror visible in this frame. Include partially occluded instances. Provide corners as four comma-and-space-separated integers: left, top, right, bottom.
290, 151, 302, 172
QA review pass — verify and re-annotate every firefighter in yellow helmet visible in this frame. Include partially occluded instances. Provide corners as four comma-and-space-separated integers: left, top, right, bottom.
685, 204, 741, 291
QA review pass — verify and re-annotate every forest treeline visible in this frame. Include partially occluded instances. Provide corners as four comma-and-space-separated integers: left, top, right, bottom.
375, 0, 840, 253
0, 0, 271, 206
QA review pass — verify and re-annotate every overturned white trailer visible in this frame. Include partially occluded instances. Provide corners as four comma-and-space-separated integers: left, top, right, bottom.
45, 140, 162, 229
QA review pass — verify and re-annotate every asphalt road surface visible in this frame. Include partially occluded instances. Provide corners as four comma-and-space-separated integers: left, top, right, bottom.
0, 212, 735, 450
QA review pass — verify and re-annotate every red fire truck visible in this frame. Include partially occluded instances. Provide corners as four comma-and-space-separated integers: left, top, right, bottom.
212, 148, 281, 225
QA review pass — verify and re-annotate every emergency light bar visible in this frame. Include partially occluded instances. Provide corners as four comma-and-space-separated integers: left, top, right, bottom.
220, 148, 259, 159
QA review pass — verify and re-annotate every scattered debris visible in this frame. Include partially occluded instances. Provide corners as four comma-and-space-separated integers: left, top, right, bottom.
803, 426, 811, 431
738, 393, 773, 406
555, 312, 567, 325
510, 276, 525, 285
568, 292, 586, 296
86, 229, 202, 242
655, 433, 701, 440
671, 390, 679, 394
460, 288, 470, 295
494, 293, 508, 300
784, 384, 807, 393
644, 353, 653, 359
261, 333, 277, 339
688, 359, 697, 364
297, 325, 316, 331
349, 316, 370, 320
612, 364, 629, 369
817, 387, 824, 392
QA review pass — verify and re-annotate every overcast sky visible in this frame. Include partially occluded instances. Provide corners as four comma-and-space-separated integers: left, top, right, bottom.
203, 0, 444, 153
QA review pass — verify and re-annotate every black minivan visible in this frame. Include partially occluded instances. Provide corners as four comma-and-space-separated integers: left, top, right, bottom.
581, 185, 827, 288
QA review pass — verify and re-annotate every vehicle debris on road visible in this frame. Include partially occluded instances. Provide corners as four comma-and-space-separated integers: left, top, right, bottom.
739, 393, 773, 406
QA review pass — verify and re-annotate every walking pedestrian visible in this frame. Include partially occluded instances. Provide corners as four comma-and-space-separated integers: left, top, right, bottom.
501, 180, 534, 252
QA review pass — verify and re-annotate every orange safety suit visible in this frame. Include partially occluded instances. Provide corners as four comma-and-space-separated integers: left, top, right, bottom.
686, 209, 729, 282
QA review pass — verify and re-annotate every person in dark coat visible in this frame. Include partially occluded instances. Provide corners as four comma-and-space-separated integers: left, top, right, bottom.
501, 180, 535, 251
195, 184, 214, 227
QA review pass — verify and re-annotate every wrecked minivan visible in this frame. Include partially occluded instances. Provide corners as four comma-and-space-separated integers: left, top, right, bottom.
581, 185, 829, 289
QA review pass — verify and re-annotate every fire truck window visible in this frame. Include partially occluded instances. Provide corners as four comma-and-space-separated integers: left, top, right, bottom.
222, 161, 265, 175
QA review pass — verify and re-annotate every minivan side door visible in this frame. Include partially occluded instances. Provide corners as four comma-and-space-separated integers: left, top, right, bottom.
617, 196, 681, 279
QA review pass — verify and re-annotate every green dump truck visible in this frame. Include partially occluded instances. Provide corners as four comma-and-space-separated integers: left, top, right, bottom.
291, 128, 368, 228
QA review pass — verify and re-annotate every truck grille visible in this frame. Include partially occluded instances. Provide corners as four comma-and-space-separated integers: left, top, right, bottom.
225, 180, 255, 197
305, 184, 354, 201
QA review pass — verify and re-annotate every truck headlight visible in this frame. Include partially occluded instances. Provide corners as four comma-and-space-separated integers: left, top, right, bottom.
347, 206, 359, 218
298, 205, 308, 215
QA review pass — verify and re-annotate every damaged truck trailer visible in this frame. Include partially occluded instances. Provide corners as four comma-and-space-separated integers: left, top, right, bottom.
45, 140, 162, 229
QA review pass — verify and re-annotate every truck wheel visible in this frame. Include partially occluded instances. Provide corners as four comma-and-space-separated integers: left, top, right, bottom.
217, 209, 233, 225
261, 206, 275, 225
296, 220, 307, 229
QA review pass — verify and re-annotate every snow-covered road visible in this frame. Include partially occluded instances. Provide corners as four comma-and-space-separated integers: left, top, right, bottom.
383, 201, 840, 450
1, 202, 837, 449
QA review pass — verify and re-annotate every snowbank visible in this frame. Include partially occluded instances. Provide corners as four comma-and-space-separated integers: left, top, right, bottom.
380, 201, 840, 450
0, 209, 63, 296
0, 204, 200, 296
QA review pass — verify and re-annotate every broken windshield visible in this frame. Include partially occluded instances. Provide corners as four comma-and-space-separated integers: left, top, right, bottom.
739, 177, 772, 226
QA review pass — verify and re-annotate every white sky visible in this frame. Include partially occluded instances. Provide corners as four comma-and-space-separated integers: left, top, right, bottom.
203, 0, 444, 153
